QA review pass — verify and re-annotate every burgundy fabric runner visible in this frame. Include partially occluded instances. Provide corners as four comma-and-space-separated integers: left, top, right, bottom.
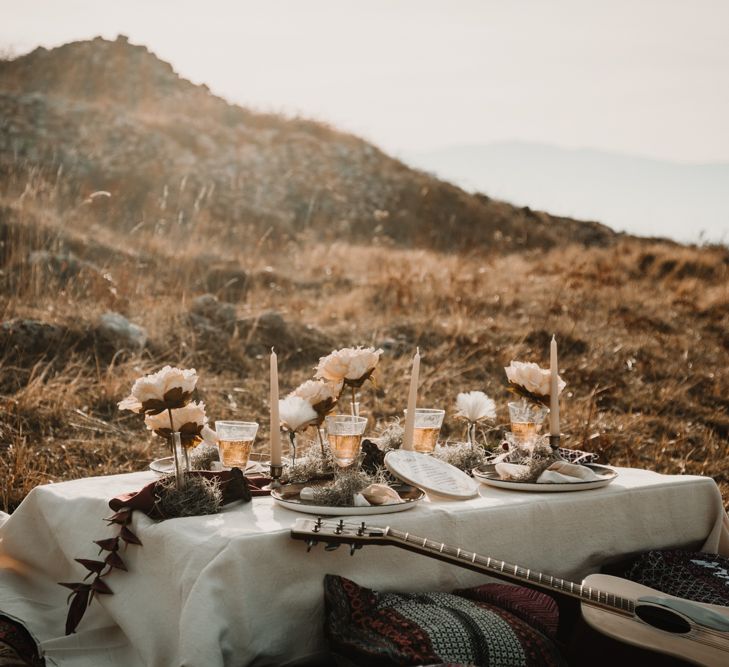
108, 469, 271, 519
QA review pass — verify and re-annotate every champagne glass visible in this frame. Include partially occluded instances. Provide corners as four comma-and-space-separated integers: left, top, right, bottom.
325, 415, 367, 468
215, 421, 259, 470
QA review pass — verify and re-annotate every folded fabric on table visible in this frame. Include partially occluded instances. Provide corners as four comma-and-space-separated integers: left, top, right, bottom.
495, 460, 607, 484
324, 575, 565, 666
536, 461, 605, 484
108, 468, 270, 519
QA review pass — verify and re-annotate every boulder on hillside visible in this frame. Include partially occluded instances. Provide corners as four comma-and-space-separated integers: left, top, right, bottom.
96, 312, 147, 351
190, 294, 236, 328
200, 265, 248, 301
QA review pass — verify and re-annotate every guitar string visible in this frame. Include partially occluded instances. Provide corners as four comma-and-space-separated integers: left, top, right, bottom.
388, 528, 634, 612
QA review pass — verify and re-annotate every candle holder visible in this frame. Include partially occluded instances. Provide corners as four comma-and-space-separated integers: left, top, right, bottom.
266, 463, 284, 491
549, 434, 561, 451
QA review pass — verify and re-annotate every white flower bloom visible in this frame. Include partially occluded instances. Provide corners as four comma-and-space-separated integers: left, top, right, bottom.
279, 395, 318, 432
455, 391, 496, 423
118, 366, 198, 413
315, 347, 383, 385
290, 379, 342, 407
144, 400, 208, 433
201, 425, 218, 445
504, 361, 565, 398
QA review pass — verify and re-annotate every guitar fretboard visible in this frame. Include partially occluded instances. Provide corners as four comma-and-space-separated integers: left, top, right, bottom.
386, 527, 635, 615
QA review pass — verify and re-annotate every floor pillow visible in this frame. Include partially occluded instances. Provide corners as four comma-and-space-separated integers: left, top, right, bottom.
0, 613, 44, 667
622, 549, 729, 606
324, 575, 565, 667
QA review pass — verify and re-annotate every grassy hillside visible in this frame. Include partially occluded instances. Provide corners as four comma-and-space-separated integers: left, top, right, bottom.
1, 182, 727, 511
0, 38, 727, 512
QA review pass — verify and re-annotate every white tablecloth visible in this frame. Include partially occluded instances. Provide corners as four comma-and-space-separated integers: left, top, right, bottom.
1, 467, 728, 666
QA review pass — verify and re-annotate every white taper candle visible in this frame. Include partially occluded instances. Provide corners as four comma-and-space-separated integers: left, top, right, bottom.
549, 335, 560, 437
270, 348, 282, 466
403, 347, 420, 450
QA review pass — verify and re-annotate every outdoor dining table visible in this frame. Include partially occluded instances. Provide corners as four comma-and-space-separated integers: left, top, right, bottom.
1, 466, 728, 666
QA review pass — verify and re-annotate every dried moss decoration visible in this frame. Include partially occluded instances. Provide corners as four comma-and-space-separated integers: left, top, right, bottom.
493, 438, 561, 482
433, 442, 487, 473
377, 422, 404, 450
311, 468, 389, 507
154, 473, 223, 518
285, 446, 335, 483
189, 444, 220, 471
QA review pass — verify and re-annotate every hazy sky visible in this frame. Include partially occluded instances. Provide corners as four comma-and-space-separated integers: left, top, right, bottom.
1, 0, 729, 163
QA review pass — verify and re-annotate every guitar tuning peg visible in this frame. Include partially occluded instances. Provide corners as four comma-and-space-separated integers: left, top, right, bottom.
306, 538, 318, 552
357, 521, 366, 536
350, 543, 362, 556
325, 543, 341, 551
315, 517, 323, 528
335, 520, 344, 535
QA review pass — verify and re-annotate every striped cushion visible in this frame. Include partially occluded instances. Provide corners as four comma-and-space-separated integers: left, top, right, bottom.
324, 576, 564, 667
623, 550, 729, 606
0, 614, 44, 667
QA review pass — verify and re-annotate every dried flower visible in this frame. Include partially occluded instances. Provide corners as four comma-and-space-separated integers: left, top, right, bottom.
455, 391, 496, 423
289, 379, 342, 418
315, 346, 383, 387
279, 395, 318, 433
118, 366, 198, 415
144, 401, 208, 447
504, 361, 565, 402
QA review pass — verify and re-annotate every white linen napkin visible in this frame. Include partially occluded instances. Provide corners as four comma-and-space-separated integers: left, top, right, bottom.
495, 460, 606, 483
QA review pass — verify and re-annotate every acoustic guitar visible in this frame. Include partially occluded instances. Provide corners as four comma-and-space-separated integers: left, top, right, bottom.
291, 517, 729, 666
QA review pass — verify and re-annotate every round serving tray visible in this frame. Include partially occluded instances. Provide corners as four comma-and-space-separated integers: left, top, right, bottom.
271, 482, 424, 516
472, 463, 618, 492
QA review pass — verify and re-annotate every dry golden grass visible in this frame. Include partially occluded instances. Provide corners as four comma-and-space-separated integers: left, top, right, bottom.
1, 180, 728, 513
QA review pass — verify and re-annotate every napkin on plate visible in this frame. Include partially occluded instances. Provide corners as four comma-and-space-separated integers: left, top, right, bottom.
495, 460, 606, 484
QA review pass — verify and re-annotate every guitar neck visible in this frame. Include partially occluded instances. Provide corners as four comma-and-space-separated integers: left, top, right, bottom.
384, 526, 635, 616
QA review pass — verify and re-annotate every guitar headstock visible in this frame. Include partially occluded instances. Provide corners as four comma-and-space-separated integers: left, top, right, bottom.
290, 517, 391, 554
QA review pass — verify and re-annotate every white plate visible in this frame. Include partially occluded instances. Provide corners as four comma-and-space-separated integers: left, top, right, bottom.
148, 457, 263, 475
271, 483, 424, 516
385, 450, 479, 499
472, 463, 618, 492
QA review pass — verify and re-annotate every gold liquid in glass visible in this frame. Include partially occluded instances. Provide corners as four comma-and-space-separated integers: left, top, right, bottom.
218, 438, 254, 469
412, 426, 440, 454
327, 433, 362, 467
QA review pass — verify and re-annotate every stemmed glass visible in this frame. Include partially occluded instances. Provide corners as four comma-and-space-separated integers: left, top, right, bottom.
325, 415, 368, 468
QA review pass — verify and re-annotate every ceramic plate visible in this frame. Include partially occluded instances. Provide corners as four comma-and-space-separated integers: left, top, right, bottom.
384, 450, 480, 499
271, 482, 424, 516
472, 463, 618, 492
148, 457, 263, 475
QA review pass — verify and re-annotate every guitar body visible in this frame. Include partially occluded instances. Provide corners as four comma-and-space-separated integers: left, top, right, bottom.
581, 574, 729, 667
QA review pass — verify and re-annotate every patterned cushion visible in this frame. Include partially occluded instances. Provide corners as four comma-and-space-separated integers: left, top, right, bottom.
324, 576, 565, 667
623, 550, 729, 606
0, 614, 44, 667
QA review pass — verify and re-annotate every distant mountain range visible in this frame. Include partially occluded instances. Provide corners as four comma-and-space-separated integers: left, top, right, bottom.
404, 142, 729, 244
0, 37, 615, 253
